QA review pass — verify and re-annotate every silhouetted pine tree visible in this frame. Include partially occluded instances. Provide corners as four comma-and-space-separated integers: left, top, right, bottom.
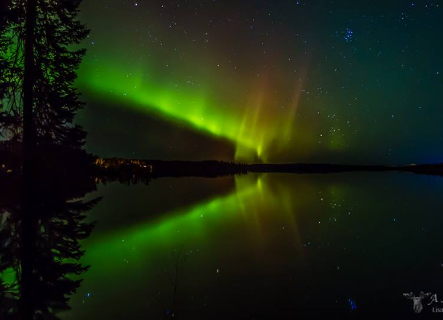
0, 0, 89, 148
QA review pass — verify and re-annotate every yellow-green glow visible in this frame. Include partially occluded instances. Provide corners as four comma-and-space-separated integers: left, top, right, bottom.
78, 60, 305, 162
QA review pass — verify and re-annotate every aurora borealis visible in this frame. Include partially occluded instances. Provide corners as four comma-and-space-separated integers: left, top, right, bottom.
4, 1, 443, 318
77, 0, 443, 163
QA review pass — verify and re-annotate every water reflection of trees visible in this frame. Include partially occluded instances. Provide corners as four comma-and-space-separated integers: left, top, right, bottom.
0, 167, 100, 319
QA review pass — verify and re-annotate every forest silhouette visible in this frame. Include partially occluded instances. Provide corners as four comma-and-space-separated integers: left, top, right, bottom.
0, 1, 98, 319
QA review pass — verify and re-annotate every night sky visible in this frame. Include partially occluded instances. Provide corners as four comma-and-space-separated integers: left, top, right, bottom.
76, 0, 443, 164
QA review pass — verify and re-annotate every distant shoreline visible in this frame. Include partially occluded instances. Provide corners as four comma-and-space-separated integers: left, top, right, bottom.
93, 158, 443, 179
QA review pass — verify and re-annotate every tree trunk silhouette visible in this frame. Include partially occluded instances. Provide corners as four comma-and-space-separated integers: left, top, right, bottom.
21, 0, 37, 319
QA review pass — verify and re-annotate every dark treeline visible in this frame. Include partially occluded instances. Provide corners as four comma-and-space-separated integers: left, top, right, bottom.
397, 164, 443, 176
93, 158, 249, 180
248, 163, 391, 173
0, 140, 93, 179
92, 157, 443, 179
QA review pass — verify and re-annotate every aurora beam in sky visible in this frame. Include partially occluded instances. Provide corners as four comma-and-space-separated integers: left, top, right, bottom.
78, 59, 306, 162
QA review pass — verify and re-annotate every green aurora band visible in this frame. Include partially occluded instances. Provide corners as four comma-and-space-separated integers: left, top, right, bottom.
76, 1, 347, 163
78, 61, 306, 162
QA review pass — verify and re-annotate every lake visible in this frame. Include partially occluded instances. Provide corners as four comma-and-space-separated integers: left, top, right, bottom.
61, 172, 443, 319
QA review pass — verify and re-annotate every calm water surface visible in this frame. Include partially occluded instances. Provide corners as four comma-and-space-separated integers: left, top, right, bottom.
62, 172, 443, 319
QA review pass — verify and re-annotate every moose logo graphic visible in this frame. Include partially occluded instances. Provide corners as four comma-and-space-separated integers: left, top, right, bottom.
403, 292, 432, 313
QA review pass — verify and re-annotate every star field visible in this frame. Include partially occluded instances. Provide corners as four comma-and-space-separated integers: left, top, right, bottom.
77, 0, 443, 164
